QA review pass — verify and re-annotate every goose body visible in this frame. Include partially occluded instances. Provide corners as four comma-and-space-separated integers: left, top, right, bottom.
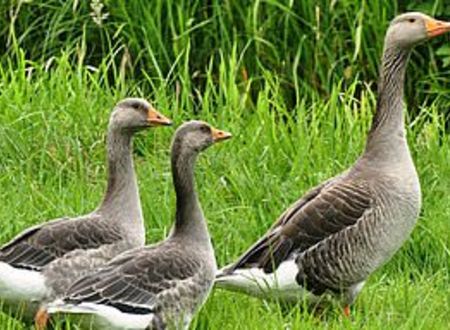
217, 162, 419, 305
46, 240, 216, 330
41, 121, 232, 329
216, 13, 450, 310
0, 98, 172, 321
0, 216, 128, 320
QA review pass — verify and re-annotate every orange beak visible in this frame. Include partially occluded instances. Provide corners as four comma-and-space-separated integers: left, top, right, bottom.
425, 18, 450, 38
211, 127, 232, 142
147, 107, 172, 126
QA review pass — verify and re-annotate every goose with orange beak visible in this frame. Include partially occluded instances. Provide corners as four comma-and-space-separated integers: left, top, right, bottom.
38, 121, 231, 330
0, 98, 171, 324
216, 12, 450, 317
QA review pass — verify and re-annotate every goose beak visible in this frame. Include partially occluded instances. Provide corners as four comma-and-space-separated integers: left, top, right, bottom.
211, 127, 232, 142
425, 18, 450, 38
147, 107, 172, 126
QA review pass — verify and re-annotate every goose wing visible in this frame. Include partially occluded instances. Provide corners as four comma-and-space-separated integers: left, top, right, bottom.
0, 216, 122, 271
227, 178, 373, 274
62, 243, 202, 315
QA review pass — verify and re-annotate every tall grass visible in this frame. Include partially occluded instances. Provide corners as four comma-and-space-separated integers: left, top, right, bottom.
0, 41, 449, 328
2, 0, 450, 115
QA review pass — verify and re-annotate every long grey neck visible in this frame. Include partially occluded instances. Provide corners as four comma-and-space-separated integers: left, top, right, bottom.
364, 43, 411, 161
171, 144, 210, 243
97, 127, 143, 227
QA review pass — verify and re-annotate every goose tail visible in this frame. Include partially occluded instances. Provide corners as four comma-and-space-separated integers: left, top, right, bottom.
215, 266, 276, 297
46, 300, 96, 315
215, 260, 312, 302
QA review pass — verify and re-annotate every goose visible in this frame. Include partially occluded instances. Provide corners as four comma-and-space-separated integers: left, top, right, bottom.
37, 121, 232, 329
0, 98, 172, 322
215, 13, 450, 315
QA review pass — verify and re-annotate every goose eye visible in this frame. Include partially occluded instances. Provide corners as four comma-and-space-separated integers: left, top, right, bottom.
200, 125, 210, 133
408, 18, 416, 23
130, 102, 142, 110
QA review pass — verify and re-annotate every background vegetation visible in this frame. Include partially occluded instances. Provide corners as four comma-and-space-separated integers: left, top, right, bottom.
2, 0, 450, 115
0, 0, 449, 329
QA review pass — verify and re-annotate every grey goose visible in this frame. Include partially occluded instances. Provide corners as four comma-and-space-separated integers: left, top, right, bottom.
38, 121, 232, 329
0, 98, 172, 322
215, 13, 450, 315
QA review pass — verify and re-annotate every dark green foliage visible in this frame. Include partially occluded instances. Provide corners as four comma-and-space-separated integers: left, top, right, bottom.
1, 0, 450, 114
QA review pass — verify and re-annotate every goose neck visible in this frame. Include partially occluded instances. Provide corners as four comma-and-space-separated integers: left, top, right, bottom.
171, 146, 209, 242
98, 127, 142, 224
365, 44, 411, 157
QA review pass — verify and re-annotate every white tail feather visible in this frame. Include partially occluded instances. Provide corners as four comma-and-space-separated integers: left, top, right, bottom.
47, 301, 154, 330
215, 260, 316, 302
0, 262, 47, 301
47, 300, 97, 315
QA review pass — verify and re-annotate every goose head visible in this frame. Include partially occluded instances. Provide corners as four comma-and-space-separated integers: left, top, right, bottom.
173, 120, 232, 154
385, 12, 450, 49
110, 98, 172, 132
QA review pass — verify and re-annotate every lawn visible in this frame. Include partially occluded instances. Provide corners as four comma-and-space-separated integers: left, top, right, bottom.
0, 53, 448, 329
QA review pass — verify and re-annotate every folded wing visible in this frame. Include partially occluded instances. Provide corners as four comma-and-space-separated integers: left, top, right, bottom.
0, 217, 122, 271
63, 244, 201, 315
227, 178, 373, 274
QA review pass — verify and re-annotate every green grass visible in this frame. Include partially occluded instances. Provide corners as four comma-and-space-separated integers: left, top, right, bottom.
2, 0, 450, 116
0, 45, 449, 329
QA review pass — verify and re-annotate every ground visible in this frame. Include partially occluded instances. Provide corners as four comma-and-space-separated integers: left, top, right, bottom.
0, 57, 448, 329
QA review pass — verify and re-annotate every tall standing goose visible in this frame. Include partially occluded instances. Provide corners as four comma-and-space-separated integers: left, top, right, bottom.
216, 13, 450, 314
0, 98, 172, 321
38, 121, 232, 330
